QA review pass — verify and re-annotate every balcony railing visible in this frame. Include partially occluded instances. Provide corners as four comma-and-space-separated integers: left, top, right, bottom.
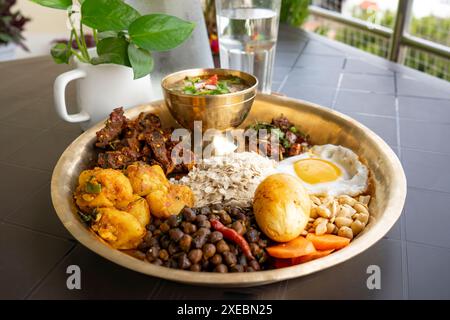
307, 0, 450, 81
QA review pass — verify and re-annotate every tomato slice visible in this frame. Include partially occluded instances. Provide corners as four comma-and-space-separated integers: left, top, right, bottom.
206, 74, 218, 85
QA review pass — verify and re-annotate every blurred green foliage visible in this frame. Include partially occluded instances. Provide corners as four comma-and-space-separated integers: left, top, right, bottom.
280, 0, 310, 27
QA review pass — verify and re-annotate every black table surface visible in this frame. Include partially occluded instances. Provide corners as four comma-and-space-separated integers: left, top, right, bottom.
1, 25, 449, 299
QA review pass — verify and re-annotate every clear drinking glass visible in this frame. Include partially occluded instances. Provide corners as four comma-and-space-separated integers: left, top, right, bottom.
215, 0, 281, 94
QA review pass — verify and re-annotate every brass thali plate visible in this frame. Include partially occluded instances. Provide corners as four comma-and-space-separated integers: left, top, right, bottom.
51, 94, 406, 287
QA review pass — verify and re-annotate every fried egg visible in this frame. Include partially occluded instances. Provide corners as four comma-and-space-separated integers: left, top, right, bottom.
276, 144, 368, 196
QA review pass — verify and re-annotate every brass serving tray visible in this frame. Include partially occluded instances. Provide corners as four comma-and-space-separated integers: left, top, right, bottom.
51, 94, 407, 287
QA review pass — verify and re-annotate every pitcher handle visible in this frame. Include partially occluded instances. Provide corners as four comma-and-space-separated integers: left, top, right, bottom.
54, 69, 90, 123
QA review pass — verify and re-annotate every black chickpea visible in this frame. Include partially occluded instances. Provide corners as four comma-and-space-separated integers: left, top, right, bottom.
169, 258, 178, 269
182, 222, 197, 234
216, 240, 230, 253
143, 231, 153, 242
179, 234, 192, 252
159, 249, 169, 261
248, 259, 261, 271
148, 237, 160, 248
209, 231, 223, 243
229, 207, 241, 217
250, 243, 262, 257
160, 235, 171, 249
190, 264, 201, 272
169, 228, 184, 242
153, 229, 162, 237
246, 229, 259, 243
182, 207, 196, 222
188, 249, 203, 264
238, 254, 248, 266
222, 251, 237, 267
202, 243, 216, 259
202, 260, 210, 270
193, 233, 208, 249
218, 211, 232, 225
231, 221, 245, 235
196, 214, 207, 223
146, 246, 159, 262
141, 203, 271, 272
152, 258, 163, 266
197, 219, 211, 229
210, 254, 223, 265
159, 222, 170, 233
214, 264, 228, 273
167, 214, 181, 227
178, 253, 191, 269
153, 219, 162, 228
231, 265, 245, 273
168, 242, 180, 255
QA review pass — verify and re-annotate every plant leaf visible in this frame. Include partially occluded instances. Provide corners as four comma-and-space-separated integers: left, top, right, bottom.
51, 43, 72, 64
91, 36, 130, 67
30, 0, 72, 10
81, 0, 140, 31
0, 33, 13, 43
128, 43, 153, 79
129, 14, 195, 51
97, 31, 118, 41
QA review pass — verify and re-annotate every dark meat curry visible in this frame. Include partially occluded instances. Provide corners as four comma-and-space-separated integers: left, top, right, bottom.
95, 107, 194, 174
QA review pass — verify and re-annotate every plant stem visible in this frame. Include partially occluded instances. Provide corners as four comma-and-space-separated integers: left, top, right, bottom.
93, 28, 98, 44
68, 11, 87, 61
70, 48, 85, 62
79, 21, 90, 61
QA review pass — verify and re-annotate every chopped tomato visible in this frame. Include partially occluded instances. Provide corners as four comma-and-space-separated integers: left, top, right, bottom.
206, 74, 218, 85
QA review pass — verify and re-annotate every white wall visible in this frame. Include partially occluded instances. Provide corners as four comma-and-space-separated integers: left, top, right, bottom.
9, 0, 70, 60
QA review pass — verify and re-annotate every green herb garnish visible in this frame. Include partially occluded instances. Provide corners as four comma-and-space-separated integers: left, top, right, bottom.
85, 179, 102, 194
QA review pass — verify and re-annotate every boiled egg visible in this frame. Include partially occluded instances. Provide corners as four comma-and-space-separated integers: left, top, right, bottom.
276, 144, 368, 196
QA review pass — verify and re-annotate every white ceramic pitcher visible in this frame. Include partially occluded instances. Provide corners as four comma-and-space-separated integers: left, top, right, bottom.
54, 54, 153, 130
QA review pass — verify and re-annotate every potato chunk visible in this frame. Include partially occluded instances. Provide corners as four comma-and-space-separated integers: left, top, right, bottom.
118, 194, 150, 227
91, 208, 145, 249
126, 162, 169, 196
146, 184, 194, 219
75, 168, 134, 212
126, 162, 194, 218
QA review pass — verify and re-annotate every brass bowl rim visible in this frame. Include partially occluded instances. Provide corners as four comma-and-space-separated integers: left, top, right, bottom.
161, 68, 259, 98
51, 94, 407, 287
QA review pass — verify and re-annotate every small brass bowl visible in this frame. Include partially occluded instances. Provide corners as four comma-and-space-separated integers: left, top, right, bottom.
161, 68, 258, 130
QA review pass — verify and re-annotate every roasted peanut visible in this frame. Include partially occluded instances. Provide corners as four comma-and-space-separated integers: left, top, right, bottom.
335, 216, 353, 228
338, 226, 354, 239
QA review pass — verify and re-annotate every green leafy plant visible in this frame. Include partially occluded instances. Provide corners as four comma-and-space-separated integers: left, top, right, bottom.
30, 0, 195, 79
0, 0, 31, 50
280, 0, 309, 27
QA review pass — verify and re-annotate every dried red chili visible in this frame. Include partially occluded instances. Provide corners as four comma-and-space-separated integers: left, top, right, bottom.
210, 219, 254, 260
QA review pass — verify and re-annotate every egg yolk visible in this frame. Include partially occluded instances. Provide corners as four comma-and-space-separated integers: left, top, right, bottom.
294, 159, 341, 184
